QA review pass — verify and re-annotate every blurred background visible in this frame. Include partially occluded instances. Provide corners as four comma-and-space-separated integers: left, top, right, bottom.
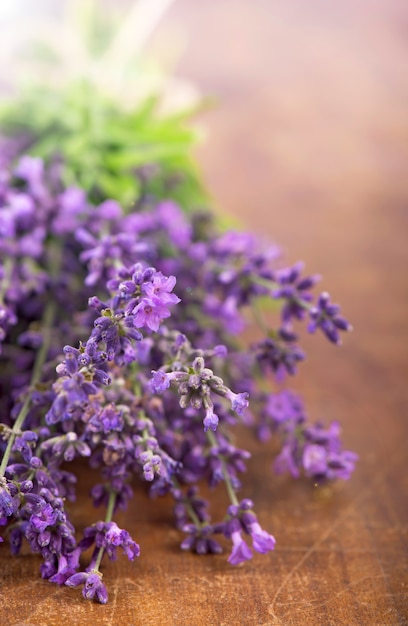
2, 0, 406, 245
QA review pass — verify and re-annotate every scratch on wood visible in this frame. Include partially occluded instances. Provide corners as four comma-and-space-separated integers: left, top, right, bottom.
22, 585, 71, 623
271, 574, 388, 618
267, 444, 408, 624
268, 487, 373, 622
108, 577, 119, 626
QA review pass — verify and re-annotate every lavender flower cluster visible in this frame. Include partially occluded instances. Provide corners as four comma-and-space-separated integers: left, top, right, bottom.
0, 155, 357, 603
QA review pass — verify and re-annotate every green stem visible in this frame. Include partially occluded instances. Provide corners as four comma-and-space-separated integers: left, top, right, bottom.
0, 298, 57, 478
92, 490, 116, 573
172, 478, 202, 528
0, 257, 12, 304
184, 502, 202, 529
206, 430, 239, 507
252, 276, 279, 290
252, 276, 312, 312
252, 299, 269, 335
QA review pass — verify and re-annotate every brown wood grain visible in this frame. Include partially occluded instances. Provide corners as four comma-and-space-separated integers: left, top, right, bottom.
1, 1, 408, 624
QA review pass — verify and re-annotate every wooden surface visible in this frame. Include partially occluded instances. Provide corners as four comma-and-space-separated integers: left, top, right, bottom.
1, 1, 408, 624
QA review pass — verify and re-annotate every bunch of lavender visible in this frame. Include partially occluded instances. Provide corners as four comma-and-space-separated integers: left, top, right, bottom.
0, 155, 357, 604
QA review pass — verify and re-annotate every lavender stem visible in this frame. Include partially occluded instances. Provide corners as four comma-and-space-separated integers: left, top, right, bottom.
0, 297, 56, 477
92, 490, 117, 573
206, 430, 239, 507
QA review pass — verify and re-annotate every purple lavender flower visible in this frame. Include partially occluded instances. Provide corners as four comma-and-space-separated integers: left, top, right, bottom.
302, 444, 328, 477
65, 571, 108, 604
14, 155, 44, 188
224, 390, 249, 415
52, 187, 87, 235
172, 486, 211, 529
273, 417, 357, 482
254, 329, 305, 379
91, 404, 123, 433
304, 420, 342, 452
221, 502, 276, 564
134, 337, 154, 364
47, 550, 81, 585
257, 389, 304, 442
325, 450, 358, 481
265, 389, 304, 426
156, 201, 192, 248
203, 405, 219, 432
250, 522, 276, 553
40, 432, 91, 462
143, 273, 180, 306
273, 442, 301, 478
301, 420, 358, 481
242, 513, 276, 554
105, 265, 180, 333
132, 297, 172, 332
139, 451, 162, 481
46, 342, 109, 424
303, 444, 358, 481
91, 312, 142, 362
308, 292, 352, 344
226, 518, 253, 565
0, 304, 17, 350
213, 231, 259, 257
150, 369, 171, 393
104, 522, 140, 560
272, 262, 320, 323
204, 295, 245, 335
150, 356, 249, 431
180, 524, 223, 555
0, 479, 15, 518
8, 525, 24, 554
80, 521, 140, 561
29, 503, 58, 532
207, 436, 251, 489
13, 430, 38, 462
77, 229, 149, 287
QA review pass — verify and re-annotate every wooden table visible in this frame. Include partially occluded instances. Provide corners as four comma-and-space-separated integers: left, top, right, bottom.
1, 1, 407, 624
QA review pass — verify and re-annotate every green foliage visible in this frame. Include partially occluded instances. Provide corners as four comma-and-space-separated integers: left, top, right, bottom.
0, 82, 207, 209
